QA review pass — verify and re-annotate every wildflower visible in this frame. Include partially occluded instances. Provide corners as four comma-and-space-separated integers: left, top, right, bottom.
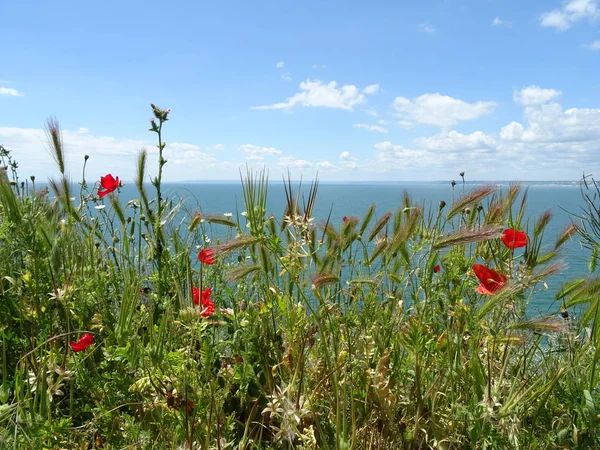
94, 205, 105, 210
501, 228, 527, 249
342, 216, 348, 222
198, 248, 215, 264
473, 264, 507, 295
98, 174, 119, 198
70, 333, 94, 352
223, 212, 233, 218
193, 287, 215, 318
434, 265, 440, 273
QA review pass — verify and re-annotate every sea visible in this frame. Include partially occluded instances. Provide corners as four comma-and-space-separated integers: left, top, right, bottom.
124, 180, 593, 316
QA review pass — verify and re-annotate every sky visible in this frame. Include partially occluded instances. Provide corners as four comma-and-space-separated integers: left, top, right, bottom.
1, 0, 600, 182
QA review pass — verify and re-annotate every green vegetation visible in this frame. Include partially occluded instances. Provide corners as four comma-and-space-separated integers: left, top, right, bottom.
2, 106, 600, 449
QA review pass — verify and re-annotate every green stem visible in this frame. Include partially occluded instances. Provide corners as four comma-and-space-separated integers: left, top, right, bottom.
155, 122, 165, 298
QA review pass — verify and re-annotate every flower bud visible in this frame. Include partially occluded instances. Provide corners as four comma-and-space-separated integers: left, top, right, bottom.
451, 180, 456, 187
439, 200, 446, 210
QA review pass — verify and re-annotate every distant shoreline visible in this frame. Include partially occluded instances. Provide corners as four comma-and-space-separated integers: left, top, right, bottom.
168, 179, 582, 186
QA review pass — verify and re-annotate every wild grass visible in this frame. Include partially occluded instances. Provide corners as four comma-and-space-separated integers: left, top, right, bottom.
1, 109, 600, 449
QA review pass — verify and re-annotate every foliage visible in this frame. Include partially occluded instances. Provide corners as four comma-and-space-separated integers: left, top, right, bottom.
0, 112, 599, 449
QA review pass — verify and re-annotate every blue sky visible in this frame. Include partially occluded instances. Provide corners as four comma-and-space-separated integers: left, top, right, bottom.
1, 0, 600, 182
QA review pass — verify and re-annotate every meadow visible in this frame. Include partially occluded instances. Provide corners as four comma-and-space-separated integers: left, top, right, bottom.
2, 105, 600, 449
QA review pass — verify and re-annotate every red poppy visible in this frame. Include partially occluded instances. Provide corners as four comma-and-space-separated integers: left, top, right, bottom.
192, 287, 215, 318
501, 229, 527, 249
98, 174, 119, 197
198, 248, 215, 265
473, 264, 507, 295
70, 333, 94, 352
434, 265, 440, 273
342, 216, 348, 222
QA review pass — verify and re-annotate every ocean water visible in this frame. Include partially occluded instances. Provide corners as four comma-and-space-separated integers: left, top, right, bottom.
116, 180, 593, 314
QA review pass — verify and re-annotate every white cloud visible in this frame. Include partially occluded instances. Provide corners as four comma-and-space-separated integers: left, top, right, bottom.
419, 23, 435, 33
513, 85, 562, 105
252, 79, 377, 111
312, 64, 327, 69
366, 91, 600, 178
373, 142, 435, 168
501, 101, 600, 143
499, 122, 524, 141
540, 0, 598, 31
240, 144, 282, 160
0, 125, 230, 181
276, 61, 285, 69
0, 126, 149, 180
278, 156, 314, 169
0, 87, 22, 96
170, 142, 201, 151
587, 39, 600, 49
492, 16, 512, 27
393, 93, 496, 127
274, 156, 339, 173
414, 130, 496, 151
339, 151, 354, 162
173, 150, 217, 166
211, 144, 225, 151
363, 84, 380, 94
316, 160, 337, 170
353, 123, 388, 133
366, 108, 379, 117
339, 151, 358, 169
281, 72, 292, 81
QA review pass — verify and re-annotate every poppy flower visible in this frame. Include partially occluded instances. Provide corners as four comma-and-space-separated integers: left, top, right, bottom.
192, 287, 215, 318
501, 229, 527, 249
98, 174, 119, 197
473, 264, 507, 295
342, 216, 348, 222
434, 265, 440, 273
70, 333, 94, 352
198, 248, 215, 265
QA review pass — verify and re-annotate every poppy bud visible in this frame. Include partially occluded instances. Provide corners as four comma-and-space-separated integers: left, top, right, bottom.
84, 155, 90, 161
439, 200, 446, 210
459, 171, 465, 177
464, 207, 471, 214
30, 175, 35, 182
451, 180, 456, 187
